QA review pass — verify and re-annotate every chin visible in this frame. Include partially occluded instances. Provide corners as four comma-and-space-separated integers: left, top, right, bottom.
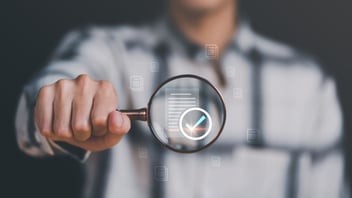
174, 0, 232, 13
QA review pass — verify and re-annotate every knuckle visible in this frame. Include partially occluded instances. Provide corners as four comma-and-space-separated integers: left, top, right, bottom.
54, 126, 72, 139
98, 80, 114, 91
38, 85, 52, 98
39, 127, 52, 137
55, 79, 71, 91
92, 116, 107, 128
76, 74, 92, 84
72, 121, 91, 134
76, 74, 96, 94
98, 80, 118, 104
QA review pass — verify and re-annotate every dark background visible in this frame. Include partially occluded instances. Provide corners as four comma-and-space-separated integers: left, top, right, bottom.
2, 0, 352, 197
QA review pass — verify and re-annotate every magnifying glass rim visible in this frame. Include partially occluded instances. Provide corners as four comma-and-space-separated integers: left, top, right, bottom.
147, 74, 227, 153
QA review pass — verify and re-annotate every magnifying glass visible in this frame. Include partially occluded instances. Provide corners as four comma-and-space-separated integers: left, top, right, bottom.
119, 74, 226, 153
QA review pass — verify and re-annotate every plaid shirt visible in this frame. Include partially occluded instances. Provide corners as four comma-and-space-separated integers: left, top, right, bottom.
15, 18, 346, 198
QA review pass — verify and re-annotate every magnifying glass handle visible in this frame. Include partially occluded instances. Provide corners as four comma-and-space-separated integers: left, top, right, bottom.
118, 108, 148, 121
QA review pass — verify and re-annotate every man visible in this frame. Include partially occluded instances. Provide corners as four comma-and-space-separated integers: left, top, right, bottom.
15, 0, 346, 197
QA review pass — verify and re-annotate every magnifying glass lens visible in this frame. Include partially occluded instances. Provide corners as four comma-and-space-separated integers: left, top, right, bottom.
148, 75, 226, 153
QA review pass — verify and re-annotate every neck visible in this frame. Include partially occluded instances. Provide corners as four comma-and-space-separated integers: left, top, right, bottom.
169, 1, 237, 55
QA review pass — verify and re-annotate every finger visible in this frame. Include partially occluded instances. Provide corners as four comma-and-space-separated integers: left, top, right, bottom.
35, 85, 55, 137
63, 111, 130, 152
90, 81, 117, 136
53, 80, 73, 139
108, 111, 131, 135
71, 75, 94, 141
71, 97, 93, 142
64, 129, 125, 152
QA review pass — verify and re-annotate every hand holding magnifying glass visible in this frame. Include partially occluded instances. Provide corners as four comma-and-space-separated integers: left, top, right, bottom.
35, 74, 225, 153
119, 75, 226, 153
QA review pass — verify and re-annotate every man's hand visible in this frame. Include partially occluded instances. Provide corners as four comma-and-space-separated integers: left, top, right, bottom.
34, 74, 131, 152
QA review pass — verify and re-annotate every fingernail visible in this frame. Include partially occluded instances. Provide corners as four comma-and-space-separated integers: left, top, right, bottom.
115, 112, 123, 129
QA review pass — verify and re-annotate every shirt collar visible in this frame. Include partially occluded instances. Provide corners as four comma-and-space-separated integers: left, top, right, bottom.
155, 16, 256, 61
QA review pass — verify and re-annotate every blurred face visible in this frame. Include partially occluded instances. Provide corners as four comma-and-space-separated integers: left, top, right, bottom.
169, 0, 234, 14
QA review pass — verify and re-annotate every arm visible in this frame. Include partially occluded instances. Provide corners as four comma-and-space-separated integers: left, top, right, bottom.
15, 28, 131, 161
313, 75, 343, 149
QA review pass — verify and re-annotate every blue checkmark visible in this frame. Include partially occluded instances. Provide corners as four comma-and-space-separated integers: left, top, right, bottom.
186, 115, 207, 130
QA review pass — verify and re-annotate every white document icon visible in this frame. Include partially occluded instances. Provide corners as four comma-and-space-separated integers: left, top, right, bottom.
165, 87, 199, 138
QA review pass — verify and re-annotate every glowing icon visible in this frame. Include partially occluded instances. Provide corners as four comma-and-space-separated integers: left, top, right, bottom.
225, 65, 236, 78
205, 44, 219, 60
130, 75, 144, 91
233, 87, 243, 99
210, 156, 222, 167
153, 165, 168, 182
166, 88, 199, 138
247, 128, 259, 144
179, 107, 212, 140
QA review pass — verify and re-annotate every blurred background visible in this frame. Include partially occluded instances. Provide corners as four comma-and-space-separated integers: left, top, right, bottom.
1, 0, 351, 197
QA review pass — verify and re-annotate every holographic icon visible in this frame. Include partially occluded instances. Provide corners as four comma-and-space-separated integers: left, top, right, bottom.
130, 75, 144, 91
233, 87, 243, 99
225, 65, 236, 78
166, 88, 199, 138
210, 155, 222, 167
205, 44, 219, 60
179, 107, 212, 140
247, 128, 259, 144
153, 165, 168, 182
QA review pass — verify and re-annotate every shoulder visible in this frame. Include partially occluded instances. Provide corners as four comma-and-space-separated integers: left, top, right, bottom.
250, 30, 342, 149
52, 23, 158, 60
251, 30, 331, 89
254, 30, 328, 72
68, 23, 159, 49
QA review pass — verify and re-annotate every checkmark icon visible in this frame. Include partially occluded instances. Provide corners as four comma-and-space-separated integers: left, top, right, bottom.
179, 107, 213, 140
185, 115, 207, 131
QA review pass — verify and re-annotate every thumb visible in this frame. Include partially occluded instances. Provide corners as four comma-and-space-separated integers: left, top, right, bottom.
108, 111, 131, 135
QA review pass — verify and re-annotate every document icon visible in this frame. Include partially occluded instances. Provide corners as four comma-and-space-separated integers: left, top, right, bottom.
153, 165, 168, 182
165, 87, 199, 138
130, 75, 144, 91
205, 44, 219, 60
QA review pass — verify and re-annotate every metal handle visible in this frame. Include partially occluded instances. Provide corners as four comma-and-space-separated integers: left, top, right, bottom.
118, 108, 148, 121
